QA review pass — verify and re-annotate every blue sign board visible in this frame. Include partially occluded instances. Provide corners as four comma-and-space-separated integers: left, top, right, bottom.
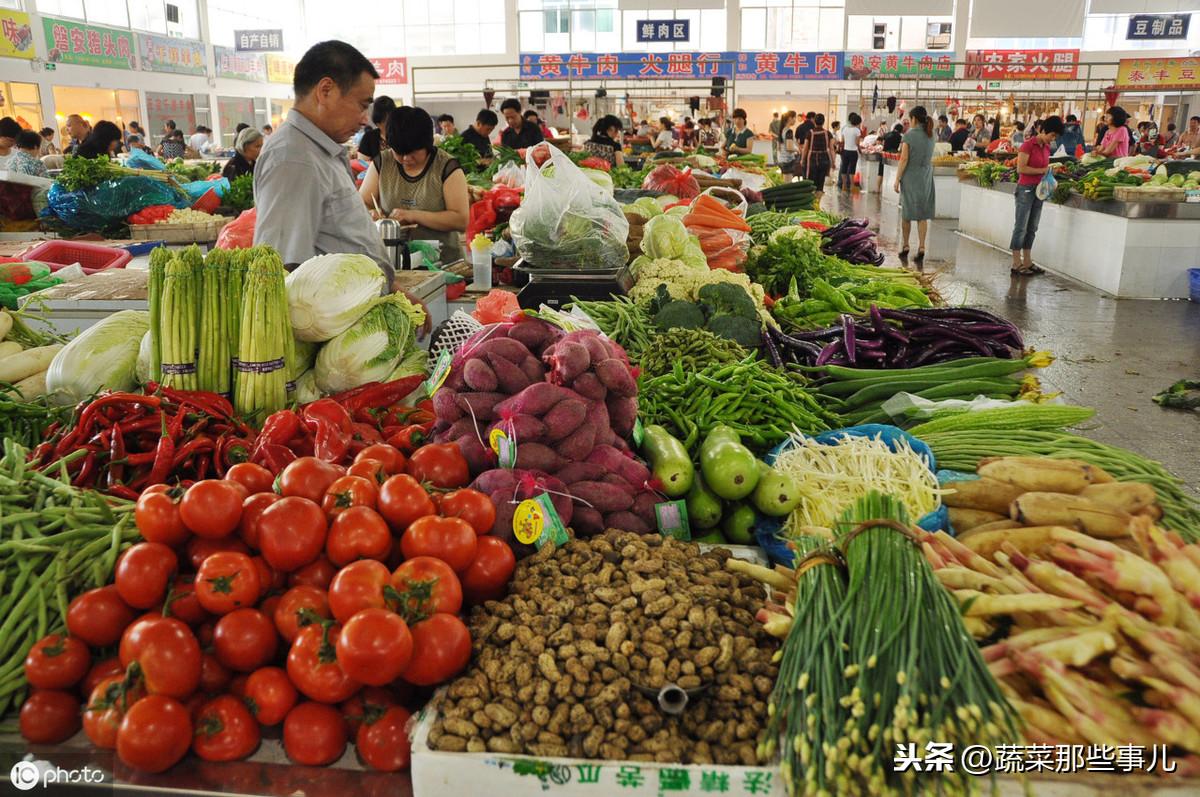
635, 19, 690, 43
1127, 14, 1189, 40
518, 51, 842, 81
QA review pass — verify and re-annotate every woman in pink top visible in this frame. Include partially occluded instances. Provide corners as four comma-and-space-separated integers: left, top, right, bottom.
1009, 115, 1064, 276
1095, 106, 1132, 159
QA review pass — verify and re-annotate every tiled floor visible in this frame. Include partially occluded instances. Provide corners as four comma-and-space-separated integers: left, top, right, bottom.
821, 187, 1200, 488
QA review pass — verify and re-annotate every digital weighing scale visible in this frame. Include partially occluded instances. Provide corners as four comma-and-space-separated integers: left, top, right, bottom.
513, 261, 634, 310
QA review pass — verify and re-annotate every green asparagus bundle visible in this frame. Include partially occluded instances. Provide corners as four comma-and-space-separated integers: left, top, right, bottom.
234, 249, 288, 421
159, 247, 202, 390
198, 249, 227, 394
147, 245, 171, 382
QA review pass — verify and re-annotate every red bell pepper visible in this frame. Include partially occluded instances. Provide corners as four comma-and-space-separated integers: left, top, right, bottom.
300, 399, 354, 463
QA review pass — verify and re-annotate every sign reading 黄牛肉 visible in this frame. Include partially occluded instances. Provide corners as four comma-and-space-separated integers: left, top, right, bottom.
518, 51, 842, 81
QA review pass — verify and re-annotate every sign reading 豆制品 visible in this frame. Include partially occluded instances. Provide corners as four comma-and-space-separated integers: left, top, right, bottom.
1126, 14, 1189, 41
370, 57, 408, 84
234, 29, 283, 52
965, 49, 1079, 81
1114, 57, 1200, 91
843, 52, 954, 80
42, 15, 134, 69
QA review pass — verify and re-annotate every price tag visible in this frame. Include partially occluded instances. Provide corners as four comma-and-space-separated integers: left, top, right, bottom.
513, 493, 568, 549
655, 500, 691, 541
632, 417, 645, 447
490, 428, 517, 470
422, 349, 453, 397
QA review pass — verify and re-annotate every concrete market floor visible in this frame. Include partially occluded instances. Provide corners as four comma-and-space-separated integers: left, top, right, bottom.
818, 187, 1200, 489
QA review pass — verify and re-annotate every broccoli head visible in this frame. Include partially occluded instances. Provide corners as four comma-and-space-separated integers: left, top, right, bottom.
697, 282, 757, 320
706, 314, 762, 348
654, 300, 706, 332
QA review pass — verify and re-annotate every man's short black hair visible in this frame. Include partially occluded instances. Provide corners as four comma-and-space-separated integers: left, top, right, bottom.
732, 108, 747, 120
938, 114, 948, 123
1066, 114, 1077, 122
371, 96, 396, 126
848, 112, 861, 126
500, 98, 522, 114
165, 119, 176, 130
805, 111, 815, 119
16, 130, 40, 150
1014, 121, 1026, 131
40, 127, 54, 137
386, 106, 435, 156
1041, 115, 1065, 136
0, 117, 20, 138
294, 40, 378, 97
1191, 116, 1200, 124
955, 118, 967, 126
1168, 123, 1176, 131
437, 114, 454, 124
476, 109, 498, 127
235, 122, 249, 133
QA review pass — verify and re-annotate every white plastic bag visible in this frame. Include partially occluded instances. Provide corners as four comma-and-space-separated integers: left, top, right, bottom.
492, 162, 525, 189
720, 167, 768, 193
1036, 169, 1058, 201
508, 144, 630, 270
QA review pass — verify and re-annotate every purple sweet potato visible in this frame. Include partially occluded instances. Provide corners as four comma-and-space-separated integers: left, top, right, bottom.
559, 331, 611, 366
488, 490, 531, 557
570, 480, 634, 513
632, 491, 659, 525
532, 473, 573, 528
457, 434, 495, 474
495, 383, 573, 417
544, 341, 590, 386
571, 372, 607, 402
556, 423, 597, 462
455, 392, 508, 422
433, 389, 463, 422
601, 473, 635, 490
463, 358, 499, 392
600, 336, 631, 365
581, 400, 614, 447
518, 356, 546, 384
472, 337, 533, 364
554, 462, 608, 485
483, 351, 532, 395
444, 369, 466, 393
586, 445, 651, 488
507, 319, 559, 353
571, 506, 605, 538
606, 395, 638, 438
543, 398, 588, 442
473, 469, 519, 496
604, 511, 651, 534
447, 416, 485, 441
490, 414, 547, 444
595, 358, 637, 398
515, 443, 566, 473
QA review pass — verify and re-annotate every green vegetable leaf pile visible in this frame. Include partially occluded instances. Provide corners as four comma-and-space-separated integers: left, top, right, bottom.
57, 156, 122, 192
438, 134, 480, 174
225, 173, 255, 212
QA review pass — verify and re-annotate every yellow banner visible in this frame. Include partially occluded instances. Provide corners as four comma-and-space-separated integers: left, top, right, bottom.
1114, 57, 1200, 91
0, 10, 36, 60
265, 54, 295, 85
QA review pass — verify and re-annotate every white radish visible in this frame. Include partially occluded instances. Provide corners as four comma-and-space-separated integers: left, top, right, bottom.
0, 341, 22, 360
0, 344, 62, 383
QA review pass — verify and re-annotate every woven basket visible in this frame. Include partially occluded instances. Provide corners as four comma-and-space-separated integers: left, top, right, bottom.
1113, 185, 1184, 203
130, 218, 228, 243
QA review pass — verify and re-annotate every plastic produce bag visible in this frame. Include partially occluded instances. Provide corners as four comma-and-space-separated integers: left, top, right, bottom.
493, 162, 525, 189
215, 208, 256, 249
473, 289, 520, 323
181, 177, 228, 201
641, 164, 700, 198
508, 144, 629, 270
1036, 169, 1058, 201
44, 177, 188, 232
125, 149, 165, 171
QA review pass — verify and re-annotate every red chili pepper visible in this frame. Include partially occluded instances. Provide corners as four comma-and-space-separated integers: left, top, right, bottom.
300, 399, 354, 463
172, 436, 214, 470
332, 375, 426, 416
107, 425, 127, 491
251, 443, 297, 475
73, 451, 98, 488
108, 484, 140, 500
254, 409, 302, 449
386, 424, 429, 455
144, 414, 177, 487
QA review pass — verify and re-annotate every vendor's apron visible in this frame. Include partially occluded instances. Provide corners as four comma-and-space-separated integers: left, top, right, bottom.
377, 148, 463, 263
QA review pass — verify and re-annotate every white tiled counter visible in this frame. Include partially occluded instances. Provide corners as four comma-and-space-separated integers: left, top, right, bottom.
881, 163, 961, 219
957, 182, 1200, 299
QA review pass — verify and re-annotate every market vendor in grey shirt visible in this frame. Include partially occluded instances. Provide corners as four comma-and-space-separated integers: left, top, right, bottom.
254, 40, 393, 283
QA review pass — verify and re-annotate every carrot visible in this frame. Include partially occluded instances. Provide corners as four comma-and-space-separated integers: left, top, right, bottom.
691, 194, 752, 232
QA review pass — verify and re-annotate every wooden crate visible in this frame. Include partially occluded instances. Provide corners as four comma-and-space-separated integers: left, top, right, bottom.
130, 218, 227, 243
1114, 185, 1184, 203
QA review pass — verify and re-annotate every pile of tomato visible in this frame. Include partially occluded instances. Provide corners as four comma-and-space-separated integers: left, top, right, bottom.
17, 441, 515, 775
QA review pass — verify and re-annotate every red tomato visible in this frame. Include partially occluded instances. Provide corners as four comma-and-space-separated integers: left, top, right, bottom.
117, 694, 192, 773
376, 474, 436, 532
400, 516, 478, 573
326, 506, 392, 566
185, 536, 251, 571
339, 687, 395, 737
439, 488, 496, 536
327, 560, 391, 624
115, 542, 179, 610
213, 609, 278, 672
195, 552, 261, 615
405, 443, 470, 489
354, 444, 406, 475
67, 586, 136, 648
403, 613, 471, 687
283, 702, 346, 766
357, 706, 413, 772
279, 457, 343, 503
225, 462, 275, 496
251, 556, 285, 598
287, 555, 337, 590
258, 497, 327, 572
24, 634, 90, 690
389, 557, 463, 620
82, 657, 124, 699
199, 651, 232, 694
335, 608, 413, 686
273, 585, 332, 643
19, 689, 81, 744
286, 623, 360, 704
461, 536, 516, 604
118, 616, 201, 699
164, 576, 211, 627
347, 459, 387, 487
192, 695, 261, 762
321, 475, 379, 518
238, 492, 281, 550
243, 666, 297, 726
179, 480, 244, 539
135, 486, 189, 547
83, 675, 143, 749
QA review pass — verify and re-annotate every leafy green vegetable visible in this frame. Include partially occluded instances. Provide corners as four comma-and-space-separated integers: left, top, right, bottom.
57, 156, 122, 192
1153, 379, 1200, 411
225, 173, 255, 212
164, 160, 220, 182
438, 134, 480, 174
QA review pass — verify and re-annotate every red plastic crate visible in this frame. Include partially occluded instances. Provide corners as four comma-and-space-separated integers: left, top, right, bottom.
21, 240, 132, 275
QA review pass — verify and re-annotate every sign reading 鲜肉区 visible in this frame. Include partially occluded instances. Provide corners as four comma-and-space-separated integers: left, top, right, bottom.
1114, 57, 1200, 91
42, 16, 135, 69
965, 49, 1079, 81
265, 54, 296, 85
214, 46, 266, 82
138, 33, 206, 75
635, 19, 690, 43
843, 51, 954, 80
234, 29, 283, 53
370, 57, 408, 84
1127, 13, 1189, 41
736, 51, 843, 80
0, 9, 35, 60
520, 51, 735, 80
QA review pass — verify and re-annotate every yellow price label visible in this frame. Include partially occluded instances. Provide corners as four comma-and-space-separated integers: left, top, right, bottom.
513, 499, 545, 545
489, 428, 508, 456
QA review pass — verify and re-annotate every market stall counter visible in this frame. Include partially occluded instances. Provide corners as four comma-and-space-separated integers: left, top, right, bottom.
957, 181, 1200, 298
858, 152, 881, 194
882, 160, 963, 219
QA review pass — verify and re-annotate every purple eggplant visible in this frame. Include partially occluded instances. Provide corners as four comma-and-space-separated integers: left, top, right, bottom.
762, 328, 783, 367
815, 340, 844, 366
841, 314, 857, 365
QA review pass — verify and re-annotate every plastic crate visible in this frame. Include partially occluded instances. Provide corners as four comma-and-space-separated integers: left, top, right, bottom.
21, 240, 132, 275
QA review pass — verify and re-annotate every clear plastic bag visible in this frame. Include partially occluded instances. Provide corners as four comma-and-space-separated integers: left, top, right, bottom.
492, 162, 525, 189
509, 144, 629, 270
1036, 169, 1058, 201
44, 177, 188, 232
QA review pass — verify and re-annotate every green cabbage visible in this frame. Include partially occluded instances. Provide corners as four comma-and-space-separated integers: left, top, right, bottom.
290, 337, 319, 382
624, 197, 662, 219
293, 370, 322, 403
313, 294, 423, 393
46, 310, 149, 404
681, 236, 708, 269
135, 331, 151, 385
665, 205, 690, 217
642, 215, 691, 260
654, 195, 679, 208
285, 253, 385, 342
582, 168, 614, 193
388, 347, 429, 382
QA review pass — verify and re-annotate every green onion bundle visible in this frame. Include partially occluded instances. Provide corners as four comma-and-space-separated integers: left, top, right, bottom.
832, 492, 1020, 796
234, 249, 288, 421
